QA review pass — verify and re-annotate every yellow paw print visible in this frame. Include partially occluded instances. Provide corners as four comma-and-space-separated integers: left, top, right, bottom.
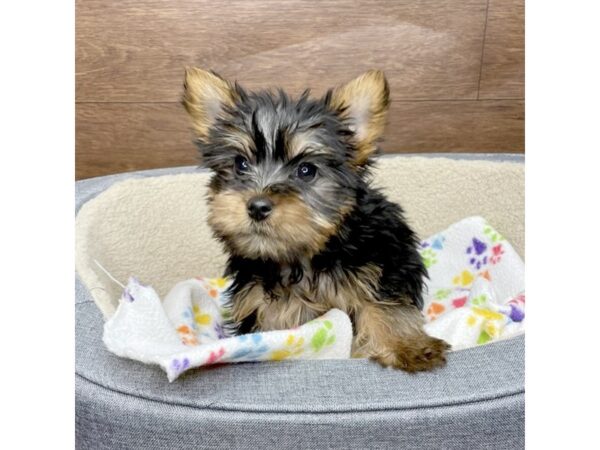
453, 270, 474, 287
271, 335, 305, 361
208, 277, 228, 289
193, 304, 212, 326
471, 307, 504, 321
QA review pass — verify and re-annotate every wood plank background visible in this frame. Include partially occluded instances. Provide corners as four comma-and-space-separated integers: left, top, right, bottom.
76, 0, 524, 179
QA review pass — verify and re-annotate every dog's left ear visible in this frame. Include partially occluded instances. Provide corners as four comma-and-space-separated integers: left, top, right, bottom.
182, 67, 235, 141
327, 70, 390, 166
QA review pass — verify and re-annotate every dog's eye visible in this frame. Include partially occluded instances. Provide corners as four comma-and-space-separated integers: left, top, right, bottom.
296, 162, 317, 181
234, 155, 250, 175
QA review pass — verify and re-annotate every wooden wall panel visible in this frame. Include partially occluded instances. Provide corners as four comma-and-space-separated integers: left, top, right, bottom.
76, 0, 524, 179
76, 100, 524, 179
76, 0, 487, 102
478, 0, 525, 98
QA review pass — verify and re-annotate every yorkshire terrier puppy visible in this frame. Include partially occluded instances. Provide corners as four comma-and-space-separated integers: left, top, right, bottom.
182, 68, 449, 371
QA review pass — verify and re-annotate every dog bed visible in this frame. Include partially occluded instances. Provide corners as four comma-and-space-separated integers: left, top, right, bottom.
75, 153, 524, 449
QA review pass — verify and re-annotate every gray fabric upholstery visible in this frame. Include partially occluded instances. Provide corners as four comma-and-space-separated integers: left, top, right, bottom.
76, 154, 524, 449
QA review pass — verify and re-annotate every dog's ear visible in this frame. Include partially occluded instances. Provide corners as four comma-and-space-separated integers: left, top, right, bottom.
327, 70, 390, 166
182, 68, 235, 140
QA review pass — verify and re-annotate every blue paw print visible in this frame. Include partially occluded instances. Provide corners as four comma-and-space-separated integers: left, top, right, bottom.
230, 334, 270, 360
420, 235, 445, 250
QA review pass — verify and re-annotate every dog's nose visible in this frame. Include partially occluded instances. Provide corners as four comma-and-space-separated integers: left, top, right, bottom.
247, 196, 273, 221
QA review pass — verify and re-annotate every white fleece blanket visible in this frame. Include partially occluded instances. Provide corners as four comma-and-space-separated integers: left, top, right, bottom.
102, 216, 524, 380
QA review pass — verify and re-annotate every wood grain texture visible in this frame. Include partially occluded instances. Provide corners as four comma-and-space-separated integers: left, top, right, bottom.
76, 100, 523, 179
75, 0, 525, 179
76, 0, 487, 102
478, 0, 524, 98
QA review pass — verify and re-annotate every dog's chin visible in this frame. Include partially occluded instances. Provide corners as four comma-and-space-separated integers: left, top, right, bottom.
225, 230, 302, 262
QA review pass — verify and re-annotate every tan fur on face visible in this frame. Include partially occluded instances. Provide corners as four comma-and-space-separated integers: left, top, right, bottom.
329, 70, 390, 166
182, 67, 235, 140
286, 131, 323, 159
207, 190, 339, 262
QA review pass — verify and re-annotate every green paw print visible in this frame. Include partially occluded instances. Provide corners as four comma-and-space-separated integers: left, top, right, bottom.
483, 225, 505, 243
420, 248, 438, 269
471, 294, 488, 306
477, 329, 492, 345
311, 320, 336, 352
434, 288, 452, 300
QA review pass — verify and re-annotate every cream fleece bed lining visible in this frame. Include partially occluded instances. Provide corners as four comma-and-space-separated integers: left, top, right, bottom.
75, 156, 524, 320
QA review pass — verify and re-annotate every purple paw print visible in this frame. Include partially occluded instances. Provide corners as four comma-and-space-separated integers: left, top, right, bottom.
466, 238, 488, 270
214, 323, 227, 339
508, 304, 525, 322
170, 357, 190, 375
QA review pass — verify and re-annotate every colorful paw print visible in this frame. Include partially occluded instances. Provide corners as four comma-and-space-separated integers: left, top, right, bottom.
453, 270, 474, 287
434, 288, 452, 300
421, 235, 445, 251
310, 320, 336, 352
420, 248, 438, 269
466, 238, 488, 270
206, 347, 225, 365
483, 224, 505, 243
195, 276, 229, 299
452, 296, 468, 308
271, 335, 305, 361
471, 294, 488, 306
426, 302, 445, 321
170, 357, 190, 375
192, 304, 212, 326
477, 322, 500, 344
507, 304, 525, 322
230, 334, 270, 360
490, 244, 505, 265
213, 322, 228, 339
176, 325, 199, 346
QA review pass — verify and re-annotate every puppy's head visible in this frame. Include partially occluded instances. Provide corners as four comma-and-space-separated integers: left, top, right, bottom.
182, 68, 390, 262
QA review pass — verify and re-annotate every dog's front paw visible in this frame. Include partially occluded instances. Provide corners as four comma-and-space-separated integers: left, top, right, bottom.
371, 336, 450, 372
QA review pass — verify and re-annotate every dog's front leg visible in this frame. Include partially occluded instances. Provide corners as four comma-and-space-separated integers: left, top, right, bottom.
352, 302, 450, 372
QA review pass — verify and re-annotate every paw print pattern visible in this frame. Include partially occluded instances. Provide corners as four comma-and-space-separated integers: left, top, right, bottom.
419, 235, 445, 269
471, 294, 488, 306
426, 302, 445, 321
271, 335, 305, 360
420, 248, 438, 269
483, 224, 505, 243
230, 334, 270, 360
176, 325, 199, 346
170, 357, 190, 376
453, 270, 474, 287
466, 238, 488, 270
434, 288, 452, 300
206, 347, 225, 365
192, 304, 212, 326
213, 322, 228, 339
421, 235, 445, 250
310, 320, 336, 352
490, 244, 505, 265
452, 296, 468, 308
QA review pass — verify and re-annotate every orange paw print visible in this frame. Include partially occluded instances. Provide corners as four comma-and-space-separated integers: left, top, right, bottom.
426, 302, 446, 321
177, 325, 199, 346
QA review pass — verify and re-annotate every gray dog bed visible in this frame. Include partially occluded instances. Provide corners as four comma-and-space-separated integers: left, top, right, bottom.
75, 153, 524, 449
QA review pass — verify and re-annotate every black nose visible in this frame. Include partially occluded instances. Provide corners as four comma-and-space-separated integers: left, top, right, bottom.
247, 196, 273, 221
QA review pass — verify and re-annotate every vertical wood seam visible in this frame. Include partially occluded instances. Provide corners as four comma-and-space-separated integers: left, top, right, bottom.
476, 0, 491, 100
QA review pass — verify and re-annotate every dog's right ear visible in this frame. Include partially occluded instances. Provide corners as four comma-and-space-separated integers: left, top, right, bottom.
182, 68, 235, 140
